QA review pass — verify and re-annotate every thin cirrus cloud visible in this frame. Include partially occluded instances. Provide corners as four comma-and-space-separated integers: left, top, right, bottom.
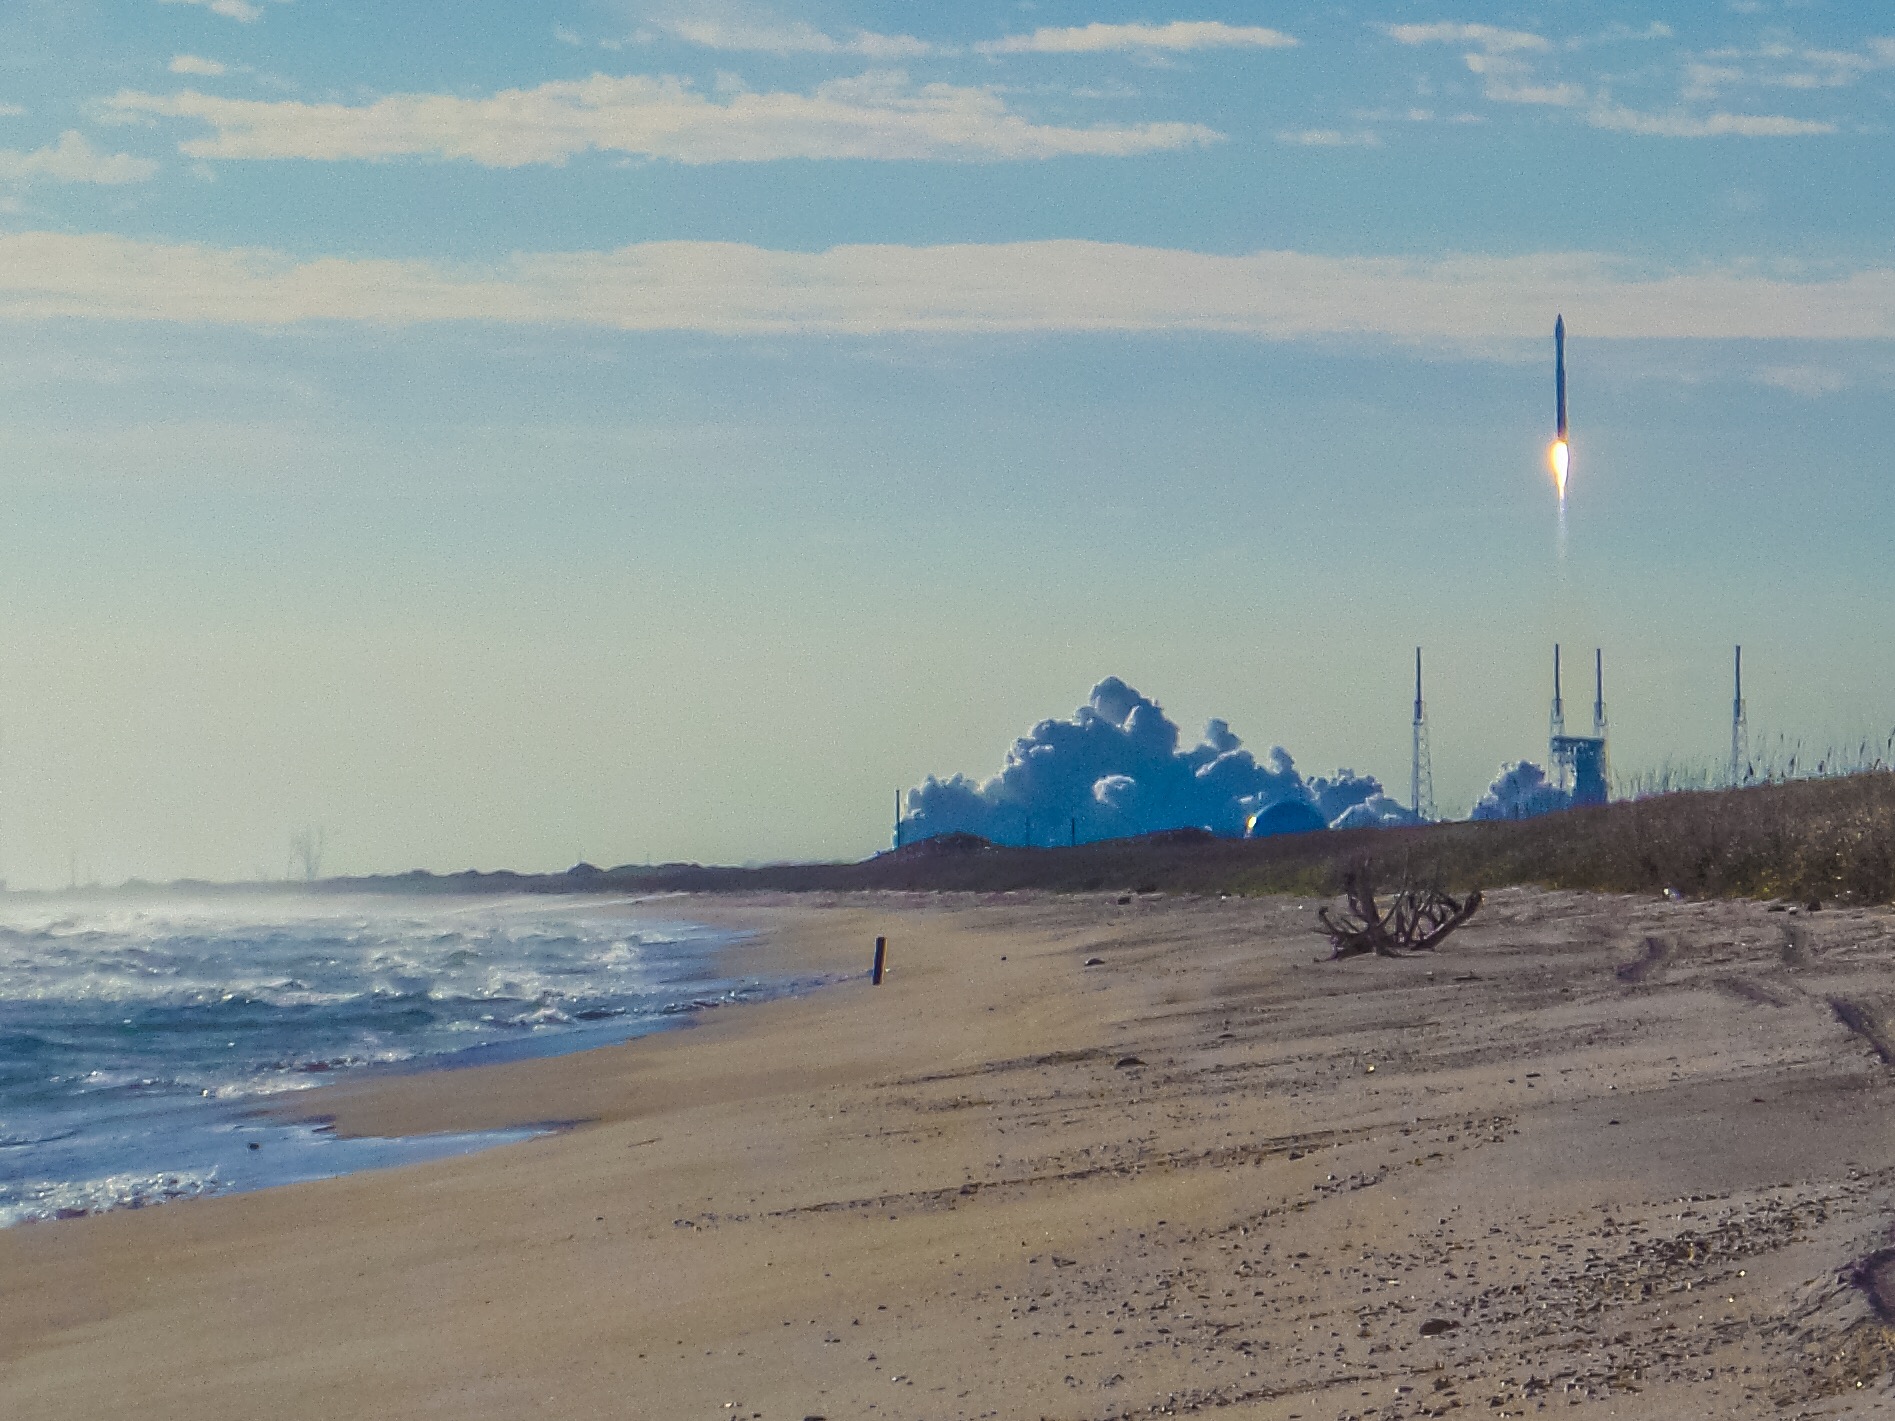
645, 19, 934, 59
0, 132, 157, 185
168, 55, 229, 76
106, 72, 1219, 164
1588, 106, 1833, 137
974, 21, 1299, 55
1387, 22, 1590, 109
2, 233, 1894, 343
1383, 22, 1550, 55
1386, 19, 1840, 135
1687, 38, 1895, 99
157, 0, 280, 21
1275, 128, 1380, 148
642, 17, 1298, 58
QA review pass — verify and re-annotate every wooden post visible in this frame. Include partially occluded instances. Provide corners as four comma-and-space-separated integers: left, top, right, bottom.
872, 936, 887, 986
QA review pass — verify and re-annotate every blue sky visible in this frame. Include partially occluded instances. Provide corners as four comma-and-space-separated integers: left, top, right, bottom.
0, 1, 1891, 884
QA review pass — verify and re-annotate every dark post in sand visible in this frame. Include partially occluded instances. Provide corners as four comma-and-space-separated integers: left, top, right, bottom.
872, 936, 887, 986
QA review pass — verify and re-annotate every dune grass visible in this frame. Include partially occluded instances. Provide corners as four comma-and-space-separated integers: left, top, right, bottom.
329, 770, 1895, 906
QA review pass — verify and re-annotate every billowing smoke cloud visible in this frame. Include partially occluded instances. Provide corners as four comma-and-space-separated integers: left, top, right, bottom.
1331, 793, 1424, 831
900, 677, 1421, 846
1469, 761, 1572, 821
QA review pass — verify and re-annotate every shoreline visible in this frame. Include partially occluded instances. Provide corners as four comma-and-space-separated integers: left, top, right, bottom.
0, 893, 798, 1228
269, 892, 888, 1141
5, 888, 1895, 1419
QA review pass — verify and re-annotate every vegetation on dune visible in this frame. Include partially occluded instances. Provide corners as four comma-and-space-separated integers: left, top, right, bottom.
308, 770, 1895, 906
1423, 772, 1895, 903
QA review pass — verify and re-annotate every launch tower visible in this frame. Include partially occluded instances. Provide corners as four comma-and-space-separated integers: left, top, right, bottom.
1549, 645, 1610, 806
1730, 645, 1748, 787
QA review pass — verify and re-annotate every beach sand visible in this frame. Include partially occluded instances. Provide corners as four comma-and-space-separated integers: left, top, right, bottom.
4, 888, 1895, 1419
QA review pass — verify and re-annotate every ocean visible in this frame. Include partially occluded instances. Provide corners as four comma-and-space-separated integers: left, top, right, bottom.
0, 892, 796, 1226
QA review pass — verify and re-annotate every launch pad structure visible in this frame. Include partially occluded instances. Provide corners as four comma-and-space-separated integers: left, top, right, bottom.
1549, 645, 1610, 806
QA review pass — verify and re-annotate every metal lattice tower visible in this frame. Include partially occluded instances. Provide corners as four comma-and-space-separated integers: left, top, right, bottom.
1730, 645, 1748, 787
1591, 648, 1608, 740
1592, 647, 1610, 799
1411, 647, 1435, 822
1549, 644, 1568, 791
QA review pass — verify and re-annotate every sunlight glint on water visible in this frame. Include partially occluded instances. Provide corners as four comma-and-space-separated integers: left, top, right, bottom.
0, 894, 778, 1225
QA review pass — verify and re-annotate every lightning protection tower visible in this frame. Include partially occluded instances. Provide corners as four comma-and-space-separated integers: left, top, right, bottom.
1549, 644, 1567, 791
1411, 647, 1435, 822
1592, 647, 1608, 742
1730, 645, 1748, 787
1584, 647, 1611, 803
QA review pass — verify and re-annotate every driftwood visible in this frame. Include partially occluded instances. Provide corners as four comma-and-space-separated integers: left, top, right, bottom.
1317, 863, 1483, 959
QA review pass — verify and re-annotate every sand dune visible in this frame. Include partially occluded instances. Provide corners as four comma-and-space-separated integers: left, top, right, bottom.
4, 888, 1894, 1419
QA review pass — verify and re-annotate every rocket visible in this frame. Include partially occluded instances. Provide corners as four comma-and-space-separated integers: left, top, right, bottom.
1548, 314, 1570, 497
1555, 314, 1567, 441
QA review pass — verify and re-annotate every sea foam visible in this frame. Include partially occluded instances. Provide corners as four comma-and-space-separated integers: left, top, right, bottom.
0, 894, 789, 1226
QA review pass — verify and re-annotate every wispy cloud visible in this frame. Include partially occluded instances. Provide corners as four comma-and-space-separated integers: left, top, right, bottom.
157, 0, 282, 22
1588, 106, 1834, 137
1387, 18, 1842, 137
3, 234, 1895, 341
168, 55, 228, 77
633, 16, 1298, 59
976, 21, 1297, 56
1686, 37, 1895, 98
645, 18, 934, 59
1275, 128, 1379, 148
1466, 61, 1587, 107
1755, 363, 1851, 397
1388, 21, 1584, 107
0, 132, 157, 185
1579, 22, 1675, 45
1384, 23, 1550, 55
108, 72, 1220, 165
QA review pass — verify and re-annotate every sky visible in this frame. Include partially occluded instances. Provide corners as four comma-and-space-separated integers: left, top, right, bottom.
0, 1, 1892, 885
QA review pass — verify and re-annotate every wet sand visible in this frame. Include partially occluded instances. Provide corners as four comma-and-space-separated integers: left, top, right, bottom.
4, 888, 1895, 1419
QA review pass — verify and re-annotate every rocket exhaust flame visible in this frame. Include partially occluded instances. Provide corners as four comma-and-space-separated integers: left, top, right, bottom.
1549, 438, 1569, 498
